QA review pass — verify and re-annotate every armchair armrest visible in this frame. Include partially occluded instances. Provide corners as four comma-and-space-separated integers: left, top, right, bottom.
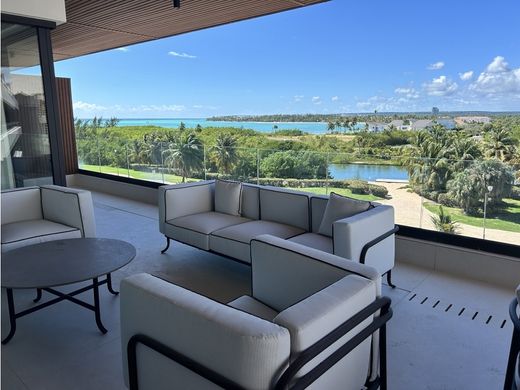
158, 181, 214, 234
333, 205, 395, 275
120, 273, 290, 390
40, 185, 96, 237
250, 235, 381, 312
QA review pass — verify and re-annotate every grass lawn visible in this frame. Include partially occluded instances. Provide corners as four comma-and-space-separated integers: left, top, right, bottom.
424, 199, 520, 233
79, 165, 382, 201
297, 187, 381, 201
80, 164, 199, 184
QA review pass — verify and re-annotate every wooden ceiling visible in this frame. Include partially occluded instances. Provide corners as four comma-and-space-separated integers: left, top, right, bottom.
51, 0, 327, 61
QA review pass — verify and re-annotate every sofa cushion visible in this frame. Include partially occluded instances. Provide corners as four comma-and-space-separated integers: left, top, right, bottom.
1, 187, 42, 225
318, 192, 372, 237
288, 232, 333, 254
259, 187, 310, 231
241, 184, 260, 220
210, 220, 305, 263
228, 295, 279, 321
214, 180, 242, 216
166, 212, 251, 250
1, 219, 81, 252
212, 220, 304, 244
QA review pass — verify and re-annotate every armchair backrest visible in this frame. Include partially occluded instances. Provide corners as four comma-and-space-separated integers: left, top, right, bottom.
40, 185, 96, 237
1, 187, 42, 225
259, 187, 310, 231
250, 235, 381, 312
121, 273, 291, 390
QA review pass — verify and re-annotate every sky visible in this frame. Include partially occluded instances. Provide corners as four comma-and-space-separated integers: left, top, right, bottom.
53, 0, 520, 118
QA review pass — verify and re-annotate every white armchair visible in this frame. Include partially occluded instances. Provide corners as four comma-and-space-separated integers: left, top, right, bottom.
1, 185, 96, 252
120, 235, 392, 390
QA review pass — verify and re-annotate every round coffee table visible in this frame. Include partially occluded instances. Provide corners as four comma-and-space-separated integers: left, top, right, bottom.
1, 238, 136, 344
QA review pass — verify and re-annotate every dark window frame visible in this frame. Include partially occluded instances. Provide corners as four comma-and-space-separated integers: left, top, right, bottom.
1, 13, 66, 186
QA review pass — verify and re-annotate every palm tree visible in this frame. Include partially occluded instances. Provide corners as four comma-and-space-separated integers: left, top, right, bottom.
128, 140, 148, 165
431, 205, 459, 234
448, 132, 481, 171
327, 121, 336, 133
483, 126, 516, 161
162, 133, 203, 182
214, 134, 238, 174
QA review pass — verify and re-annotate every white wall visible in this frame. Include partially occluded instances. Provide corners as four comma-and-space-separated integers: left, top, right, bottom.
2, 0, 67, 25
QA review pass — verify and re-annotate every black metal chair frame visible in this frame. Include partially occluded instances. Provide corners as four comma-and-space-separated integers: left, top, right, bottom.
127, 296, 392, 390
504, 298, 520, 390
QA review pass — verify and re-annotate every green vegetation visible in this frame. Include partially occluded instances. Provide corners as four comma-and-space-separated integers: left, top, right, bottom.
298, 187, 380, 201
430, 205, 460, 234
424, 200, 520, 233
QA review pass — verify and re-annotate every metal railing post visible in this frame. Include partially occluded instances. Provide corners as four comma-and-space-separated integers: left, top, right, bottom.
256, 148, 260, 185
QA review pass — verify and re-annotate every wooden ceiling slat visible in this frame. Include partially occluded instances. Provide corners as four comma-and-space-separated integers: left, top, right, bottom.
51, 0, 327, 60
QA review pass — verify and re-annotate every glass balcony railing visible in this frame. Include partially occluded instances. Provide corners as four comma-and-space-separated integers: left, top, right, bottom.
76, 135, 520, 246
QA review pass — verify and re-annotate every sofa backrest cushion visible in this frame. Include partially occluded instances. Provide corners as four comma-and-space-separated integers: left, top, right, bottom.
318, 192, 371, 237
1, 187, 42, 225
121, 273, 290, 389
241, 184, 260, 220
274, 275, 376, 389
162, 181, 214, 221
259, 187, 309, 230
214, 180, 242, 216
310, 196, 328, 233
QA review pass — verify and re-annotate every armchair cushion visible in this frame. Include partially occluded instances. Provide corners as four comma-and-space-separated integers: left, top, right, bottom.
228, 295, 279, 321
1, 220, 81, 252
274, 275, 376, 389
318, 192, 371, 237
214, 180, 242, 216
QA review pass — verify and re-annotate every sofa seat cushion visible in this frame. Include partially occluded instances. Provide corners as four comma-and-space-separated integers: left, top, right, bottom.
209, 220, 305, 263
228, 295, 279, 322
1, 219, 81, 252
288, 233, 333, 254
165, 212, 251, 250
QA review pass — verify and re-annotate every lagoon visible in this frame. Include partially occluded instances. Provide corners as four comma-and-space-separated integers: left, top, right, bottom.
117, 118, 365, 134
329, 163, 409, 181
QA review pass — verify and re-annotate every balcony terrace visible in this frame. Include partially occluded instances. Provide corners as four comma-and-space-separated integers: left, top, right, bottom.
1, 188, 516, 390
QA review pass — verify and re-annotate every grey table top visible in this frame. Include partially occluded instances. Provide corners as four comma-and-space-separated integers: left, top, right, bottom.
1, 238, 136, 289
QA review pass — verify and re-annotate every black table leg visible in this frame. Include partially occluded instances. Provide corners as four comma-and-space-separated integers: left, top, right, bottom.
2, 289, 17, 344
34, 288, 43, 303
93, 277, 107, 334
106, 273, 119, 295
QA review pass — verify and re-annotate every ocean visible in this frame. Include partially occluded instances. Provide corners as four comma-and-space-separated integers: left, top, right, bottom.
117, 118, 366, 134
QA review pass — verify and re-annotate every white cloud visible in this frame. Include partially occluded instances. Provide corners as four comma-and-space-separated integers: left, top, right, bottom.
423, 76, 458, 96
469, 56, 520, 94
293, 95, 304, 102
394, 87, 419, 98
312, 96, 321, 105
427, 61, 445, 70
331, 96, 339, 101
459, 71, 474, 81
168, 51, 197, 59
73, 101, 107, 111
115, 47, 129, 52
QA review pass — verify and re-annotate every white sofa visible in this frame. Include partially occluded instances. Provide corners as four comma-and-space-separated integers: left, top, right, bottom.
158, 180, 398, 286
1, 185, 96, 252
120, 234, 392, 390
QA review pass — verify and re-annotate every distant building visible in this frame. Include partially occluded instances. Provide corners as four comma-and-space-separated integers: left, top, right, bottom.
454, 116, 491, 125
432, 107, 440, 116
387, 120, 412, 131
411, 119, 434, 130
366, 122, 386, 132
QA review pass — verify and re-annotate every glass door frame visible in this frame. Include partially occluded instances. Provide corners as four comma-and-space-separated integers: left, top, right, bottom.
1, 13, 66, 186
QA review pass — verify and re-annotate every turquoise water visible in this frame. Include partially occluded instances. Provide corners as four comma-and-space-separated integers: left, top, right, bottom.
329, 163, 408, 181
117, 118, 365, 134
